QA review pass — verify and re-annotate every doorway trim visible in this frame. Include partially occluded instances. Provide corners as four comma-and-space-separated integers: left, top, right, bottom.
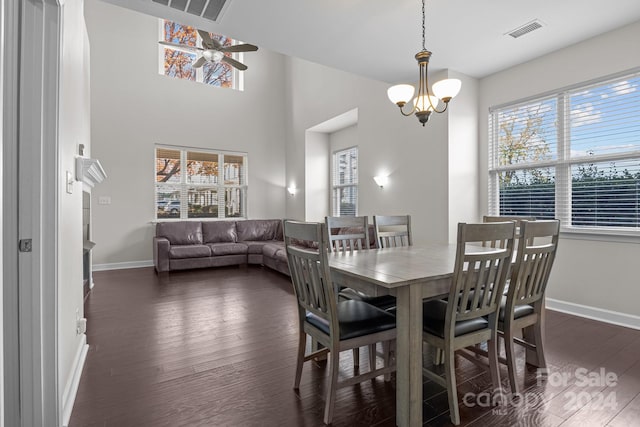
3, 0, 61, 426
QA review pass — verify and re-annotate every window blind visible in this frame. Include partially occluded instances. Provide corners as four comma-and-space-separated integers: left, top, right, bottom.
489, 71, 640, 232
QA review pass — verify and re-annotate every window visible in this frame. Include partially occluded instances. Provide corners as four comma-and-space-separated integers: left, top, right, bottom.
332, 147, 358, 216
489, 71, 640, 233
155, 146, 247, 220
159, 20, 242, 89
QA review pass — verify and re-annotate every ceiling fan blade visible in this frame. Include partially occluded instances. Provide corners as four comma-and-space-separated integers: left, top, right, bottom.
219, 43, 258, 53
197, 29, 220, 49
159, 41, 202, 54
193, 56, 207, 68
221, 56, 248, 71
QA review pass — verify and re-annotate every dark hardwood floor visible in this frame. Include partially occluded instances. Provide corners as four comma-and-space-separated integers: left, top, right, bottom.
69, 266, 640, 427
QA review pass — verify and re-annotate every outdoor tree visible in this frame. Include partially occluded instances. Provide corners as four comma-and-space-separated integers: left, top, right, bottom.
498, 103, 553, 186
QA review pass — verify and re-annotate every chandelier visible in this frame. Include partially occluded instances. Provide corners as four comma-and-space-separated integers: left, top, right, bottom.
387, 0, 461, 126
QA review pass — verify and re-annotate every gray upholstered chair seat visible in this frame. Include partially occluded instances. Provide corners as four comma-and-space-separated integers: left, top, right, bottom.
498, 298, 534, 322
306, 300, 396, 340
422, 299, 489, 339
338, 288, 397, 311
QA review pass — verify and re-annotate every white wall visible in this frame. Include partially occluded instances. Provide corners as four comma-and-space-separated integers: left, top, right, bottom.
284, 56, 457, 244
479, 21, 640, 318
447, 70, 479, 242
304, 131, 329, 221
85, 0, 288, 265
58, 0, 92, 422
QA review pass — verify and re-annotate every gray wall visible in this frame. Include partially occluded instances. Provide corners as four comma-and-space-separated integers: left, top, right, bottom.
479, 21, 640, 318
85, 0, 288, 265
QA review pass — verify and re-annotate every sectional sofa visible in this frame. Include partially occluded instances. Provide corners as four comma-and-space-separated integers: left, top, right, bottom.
153, 219, 289, 275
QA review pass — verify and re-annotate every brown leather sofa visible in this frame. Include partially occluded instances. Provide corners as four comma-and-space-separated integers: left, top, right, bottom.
153, 219, 289, 275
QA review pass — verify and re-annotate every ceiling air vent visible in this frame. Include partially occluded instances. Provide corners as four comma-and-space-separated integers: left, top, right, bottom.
506, 20, 544, 39
151, 0, 231, 22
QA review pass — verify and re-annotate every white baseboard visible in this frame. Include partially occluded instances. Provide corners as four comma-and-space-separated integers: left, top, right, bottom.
93, 260, 153, 271
62, 335, 89, 427
546, 298, 640, 330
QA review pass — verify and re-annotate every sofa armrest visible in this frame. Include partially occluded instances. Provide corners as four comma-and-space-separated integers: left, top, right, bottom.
153, 236, 170, 273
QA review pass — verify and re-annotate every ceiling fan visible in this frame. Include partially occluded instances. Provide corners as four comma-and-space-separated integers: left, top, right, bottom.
159, 29, 258, 71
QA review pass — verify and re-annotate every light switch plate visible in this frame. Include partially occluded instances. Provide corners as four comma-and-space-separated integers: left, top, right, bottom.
66, 171, 73, 194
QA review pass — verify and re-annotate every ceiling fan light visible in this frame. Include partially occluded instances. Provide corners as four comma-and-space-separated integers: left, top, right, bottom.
432, 78, 462, 102
413, 94, 440, 112
388, 84, 415, 106
203, 50, 224, 62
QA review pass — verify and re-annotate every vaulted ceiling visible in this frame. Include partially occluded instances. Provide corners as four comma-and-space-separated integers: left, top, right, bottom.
100, 0, 640, 82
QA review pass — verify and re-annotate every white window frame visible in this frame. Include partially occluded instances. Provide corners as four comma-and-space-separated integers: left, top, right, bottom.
157, 20, 244, 91
155, 145, 248, 220
332, 146, 358, 217
488, 69, 640, 238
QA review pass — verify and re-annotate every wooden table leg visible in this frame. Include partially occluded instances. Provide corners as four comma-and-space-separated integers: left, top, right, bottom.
395, 283, 423, 427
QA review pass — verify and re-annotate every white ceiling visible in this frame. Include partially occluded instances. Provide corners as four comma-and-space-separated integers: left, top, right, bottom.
100, 0, 640, 83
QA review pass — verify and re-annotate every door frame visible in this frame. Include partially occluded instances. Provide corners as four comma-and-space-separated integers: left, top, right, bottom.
3, 0, 61, 426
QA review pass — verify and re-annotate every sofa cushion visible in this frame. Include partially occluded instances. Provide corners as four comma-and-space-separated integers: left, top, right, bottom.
263, 242, 285, 258
244, 241, 270, 254
202, 221, 237, 243
237, 219, 281, 242
169, 244, 211, 259
208, 242, 248, 256
274, 249, 287, 262
157, 222, 203, 245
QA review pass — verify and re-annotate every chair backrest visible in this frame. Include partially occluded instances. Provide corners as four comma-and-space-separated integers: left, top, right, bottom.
325, 216, 370, 253
482, 215, 536, 247
373, 215, 412, 248
284, 220, 338, 335
506, 219, 560, 309
447, 222, 516, 327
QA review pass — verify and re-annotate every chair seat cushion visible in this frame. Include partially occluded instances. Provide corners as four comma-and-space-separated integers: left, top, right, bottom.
306, 300, 396, 340
422, 299, 489, 339
169, 244, 211, 259
498, 296, 535, 321
339, 288, 397, 311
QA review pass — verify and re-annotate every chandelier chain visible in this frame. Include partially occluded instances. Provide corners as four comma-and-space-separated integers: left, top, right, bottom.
421, 0, 426, 51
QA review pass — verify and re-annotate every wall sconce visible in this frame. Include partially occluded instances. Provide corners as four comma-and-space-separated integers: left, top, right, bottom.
287, 186, 298, 196
373, 175, 389, 188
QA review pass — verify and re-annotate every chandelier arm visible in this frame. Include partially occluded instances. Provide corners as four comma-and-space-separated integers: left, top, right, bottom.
398, 104, 417, 117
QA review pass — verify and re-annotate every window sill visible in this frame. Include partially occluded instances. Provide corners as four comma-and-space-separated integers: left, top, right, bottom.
150, 217, 247, 224
560, 227, 640, 244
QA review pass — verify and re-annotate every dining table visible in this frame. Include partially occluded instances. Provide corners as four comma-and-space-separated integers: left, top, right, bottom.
328, 243, 481, 427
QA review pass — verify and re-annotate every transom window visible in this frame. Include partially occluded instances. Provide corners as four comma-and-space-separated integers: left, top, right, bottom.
489, 71, 640, 233
155, 146, 247, 220
332, 147, 358, 216
159, 20, 242, 90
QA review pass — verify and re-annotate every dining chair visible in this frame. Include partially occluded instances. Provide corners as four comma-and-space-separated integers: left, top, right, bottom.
326, 216, 396, 310
499, 219, 560, 393
422, 221, 515, 425
325, 215, 396, 367
283, 220, 396, 425
373, 214, 412, 248
483, 215, 536, 245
